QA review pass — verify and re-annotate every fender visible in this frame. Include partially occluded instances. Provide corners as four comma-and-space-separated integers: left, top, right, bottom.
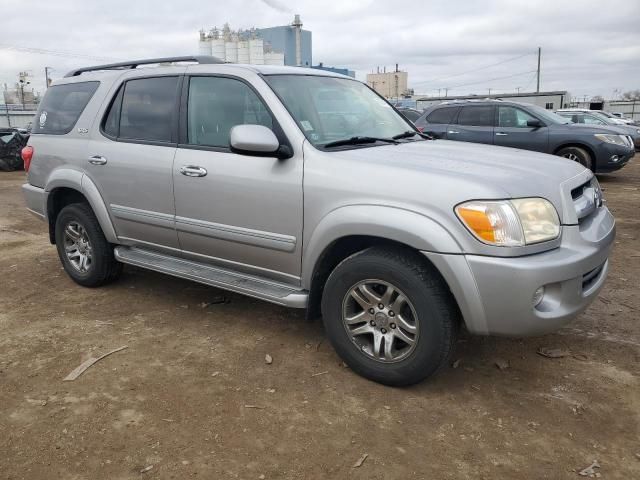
301, 204, 463, 288
44, 167, 118, 243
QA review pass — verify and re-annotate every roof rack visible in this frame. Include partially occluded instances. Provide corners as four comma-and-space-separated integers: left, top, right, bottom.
64, 56, 224, 77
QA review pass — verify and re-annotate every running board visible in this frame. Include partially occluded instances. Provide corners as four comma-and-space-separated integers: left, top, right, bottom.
114, 247, 308, 308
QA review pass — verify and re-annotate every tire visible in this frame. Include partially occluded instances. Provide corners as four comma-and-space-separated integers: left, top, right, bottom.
54, 203, 122, 287
557, 146, 593, 170
321, 246, 459, 386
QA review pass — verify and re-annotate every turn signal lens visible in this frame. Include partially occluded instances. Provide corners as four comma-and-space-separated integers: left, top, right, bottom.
455, 201, 524, 246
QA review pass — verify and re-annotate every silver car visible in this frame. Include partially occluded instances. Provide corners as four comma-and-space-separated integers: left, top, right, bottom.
21, 56, 615, 386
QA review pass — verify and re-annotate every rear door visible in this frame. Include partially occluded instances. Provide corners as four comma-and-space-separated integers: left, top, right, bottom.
494, 105, 549, 152
86, 74, 181, 251
419, 106, 459, 139
448, 105, 495, 144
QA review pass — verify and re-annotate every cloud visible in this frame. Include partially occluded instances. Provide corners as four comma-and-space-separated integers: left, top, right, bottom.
0, 0, 638, 98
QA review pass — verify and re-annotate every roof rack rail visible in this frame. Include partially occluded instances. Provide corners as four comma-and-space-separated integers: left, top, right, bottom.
64, 56, 224, 77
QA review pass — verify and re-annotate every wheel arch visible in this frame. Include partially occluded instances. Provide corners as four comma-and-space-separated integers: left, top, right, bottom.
45, 170, 117, 244
302, 205, 463, 320
553, 143, 596, 170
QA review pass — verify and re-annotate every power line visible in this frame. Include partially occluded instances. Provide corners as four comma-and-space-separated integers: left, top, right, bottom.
447, 69, 538, 91
0, 44, 118, 62
412, 52, 535, 86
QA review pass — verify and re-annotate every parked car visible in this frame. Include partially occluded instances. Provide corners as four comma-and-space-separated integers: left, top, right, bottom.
415, 100, 635, 172
556, 110, 640, 150
22, 57, 615, 386
396, 107, 422, 123
599, 110, 637, 126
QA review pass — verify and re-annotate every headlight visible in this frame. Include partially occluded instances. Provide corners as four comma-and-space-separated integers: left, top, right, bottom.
455, 198, 560, 247
594, 134, 628, 146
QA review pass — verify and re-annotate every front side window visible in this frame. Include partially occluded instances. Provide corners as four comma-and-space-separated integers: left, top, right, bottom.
33, 81, 99, 135
456, 106, 494, 127
115, 76, 179, 143
264, 75, 414, 148
497, 106, 537, 128
187, 76, 273, 148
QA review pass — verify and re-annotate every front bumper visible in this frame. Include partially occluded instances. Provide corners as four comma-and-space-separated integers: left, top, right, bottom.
424, 206, 615, 336
594, 143, 634, 172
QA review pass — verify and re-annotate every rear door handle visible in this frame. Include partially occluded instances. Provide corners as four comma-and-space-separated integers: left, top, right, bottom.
180, 165, 208, 177
495, 132, 508, 136
447, 130, 460, 134
88, 155, 107, 165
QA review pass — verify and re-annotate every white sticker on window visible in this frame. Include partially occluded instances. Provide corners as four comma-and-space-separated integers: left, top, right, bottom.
39, 111, 47, 128
300, 120, 314, 131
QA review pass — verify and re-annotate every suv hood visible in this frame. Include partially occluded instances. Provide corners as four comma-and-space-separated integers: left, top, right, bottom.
552, 122, 632, 136
332, 139, 589, 223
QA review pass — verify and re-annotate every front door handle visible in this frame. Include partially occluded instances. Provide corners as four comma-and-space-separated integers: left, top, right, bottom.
180, 165, 208, 177
447, 130, 460, 134
88, 155, 107, 165
495, 132, 508, 136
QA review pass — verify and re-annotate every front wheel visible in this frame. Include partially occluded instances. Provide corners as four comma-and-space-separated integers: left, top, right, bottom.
557, 146, 593, 170
321, 247, 459, 386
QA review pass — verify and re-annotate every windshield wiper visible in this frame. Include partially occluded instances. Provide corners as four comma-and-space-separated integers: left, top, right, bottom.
392, 130, 433, 140
323, 136, 400, 148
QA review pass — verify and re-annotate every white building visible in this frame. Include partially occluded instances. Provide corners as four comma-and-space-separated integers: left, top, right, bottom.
198, 24, 285, 65
415, 91, 570, 111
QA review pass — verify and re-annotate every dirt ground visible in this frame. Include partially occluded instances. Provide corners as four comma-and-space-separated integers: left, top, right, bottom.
1, 160, 639, 480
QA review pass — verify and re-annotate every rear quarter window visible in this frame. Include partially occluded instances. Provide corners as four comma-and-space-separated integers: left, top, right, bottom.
426, 107, 458, 124
32, 81, 99, 135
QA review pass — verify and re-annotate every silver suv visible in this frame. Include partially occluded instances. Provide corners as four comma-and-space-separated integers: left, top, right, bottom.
22, 57, 615, 385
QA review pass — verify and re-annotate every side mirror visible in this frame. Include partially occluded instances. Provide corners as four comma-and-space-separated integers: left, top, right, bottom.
527, 119, 543, 128
230, 124, 284, 157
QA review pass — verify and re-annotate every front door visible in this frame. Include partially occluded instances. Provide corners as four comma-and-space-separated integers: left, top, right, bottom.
494, 105, 549, 152
86, 75, 181, 251
449, 105, 495, 145
172, 75, 303, 284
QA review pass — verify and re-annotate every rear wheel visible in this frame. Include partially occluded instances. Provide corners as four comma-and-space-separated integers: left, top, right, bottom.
54, 203, 122, 287
557, 146, 593, 170
321, 247, 459, 386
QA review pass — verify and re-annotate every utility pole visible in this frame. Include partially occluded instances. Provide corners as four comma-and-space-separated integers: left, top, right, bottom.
516, 87, 521, 94
536, 47, 541, 93
444, 87, 448, 98
488, 88, 492, 96
44, 67, 52, 89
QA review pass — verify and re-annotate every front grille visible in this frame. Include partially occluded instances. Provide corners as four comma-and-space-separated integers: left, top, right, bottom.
571, 178, 601, 223
582, 263, 604, 291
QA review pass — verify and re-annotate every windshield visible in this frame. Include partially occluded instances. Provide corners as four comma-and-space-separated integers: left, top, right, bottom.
526, 104, 571, 125
264, 75, 416, 148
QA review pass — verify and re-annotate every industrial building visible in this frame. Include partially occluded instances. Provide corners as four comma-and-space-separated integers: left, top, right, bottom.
311, 63, 355, 78
415, 91, 570, 111
366, 67, 409, 99
197, 14, 311, 67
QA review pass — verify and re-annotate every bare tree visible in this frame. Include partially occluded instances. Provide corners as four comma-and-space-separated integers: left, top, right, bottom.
621, 90, 640, 101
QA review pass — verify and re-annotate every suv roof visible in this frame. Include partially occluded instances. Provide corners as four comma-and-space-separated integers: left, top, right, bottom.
64, 55, 349, 80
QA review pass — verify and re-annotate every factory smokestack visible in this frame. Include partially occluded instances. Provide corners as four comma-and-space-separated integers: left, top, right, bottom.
291, 14, 302, 66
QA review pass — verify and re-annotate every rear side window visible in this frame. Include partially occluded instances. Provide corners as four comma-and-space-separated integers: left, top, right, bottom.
456, 106, 494, 127
186, 76, 273, 148
103, 76, 179, 143
426, 107, 458, 124
32, 81, 99, 135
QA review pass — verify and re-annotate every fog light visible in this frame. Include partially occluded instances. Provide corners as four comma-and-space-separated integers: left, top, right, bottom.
532, 286, 545, 307
610, 155, 620, 163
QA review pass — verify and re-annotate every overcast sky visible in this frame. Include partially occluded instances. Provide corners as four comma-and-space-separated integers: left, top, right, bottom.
1, 0, 639, 100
